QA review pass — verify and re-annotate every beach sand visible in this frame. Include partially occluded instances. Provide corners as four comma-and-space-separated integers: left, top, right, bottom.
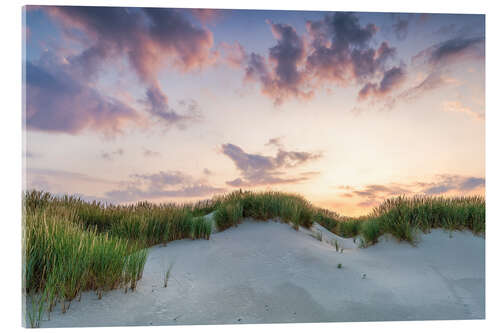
38, 219, 485, 327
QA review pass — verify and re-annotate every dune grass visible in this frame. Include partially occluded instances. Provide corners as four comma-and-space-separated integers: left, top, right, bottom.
23, 190, 485, 326
212, 191, 316, 231
328, 195, 485, 245
22, 191, 214, 326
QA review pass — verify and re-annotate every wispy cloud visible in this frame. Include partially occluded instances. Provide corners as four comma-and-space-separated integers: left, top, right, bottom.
367, 34, 484, 112
100, 148, 124, 160
442, 100, 484, 120
104, 170, 225, 202
25, 167, 121, 194
338, 174, 485, 208
143, 148, 161, 157
420, 174, 485, 195
392, 16, 409, 40
358, 66, 406, 100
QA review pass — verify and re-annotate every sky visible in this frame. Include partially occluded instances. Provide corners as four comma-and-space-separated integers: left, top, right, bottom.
23, 6, 485, 216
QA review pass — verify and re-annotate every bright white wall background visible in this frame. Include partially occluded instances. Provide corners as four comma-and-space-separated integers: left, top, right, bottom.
1, 0, 498, 332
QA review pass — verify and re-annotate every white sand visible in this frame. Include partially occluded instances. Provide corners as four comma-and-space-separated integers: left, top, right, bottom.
38, 219, 485, 327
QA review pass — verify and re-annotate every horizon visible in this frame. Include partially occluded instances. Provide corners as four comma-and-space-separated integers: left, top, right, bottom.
23, 6, 485, 216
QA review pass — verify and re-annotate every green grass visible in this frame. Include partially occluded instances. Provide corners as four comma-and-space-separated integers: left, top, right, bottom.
22, 190, 485, 326
22, 191, 213, 326
190, 216, 212, 240
163, 262, 174, 288
309, 195, 485, 245
213, 200, 243, 231
360, 219, 382, 245
212, 191, 315, 231
372, 195, 485, 244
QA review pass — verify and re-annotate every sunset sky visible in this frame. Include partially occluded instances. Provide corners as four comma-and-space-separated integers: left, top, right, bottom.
23, 6, 485, 216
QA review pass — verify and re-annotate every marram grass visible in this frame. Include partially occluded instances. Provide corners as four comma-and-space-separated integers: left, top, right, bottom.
23, 190, 484, 327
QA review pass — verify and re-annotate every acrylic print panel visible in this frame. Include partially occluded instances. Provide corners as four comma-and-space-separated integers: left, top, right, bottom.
22, 5, 485, 328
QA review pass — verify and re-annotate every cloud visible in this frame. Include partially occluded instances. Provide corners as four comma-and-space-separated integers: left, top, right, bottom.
32, 6, 216, 132
434, 24, 458, 36
100, 148, 124, 160
143, 86, 202, 129
442, 100, 484, 120
267, 22, 308, 100
305, 12, 380, 83
358, 66, 406, 100
25, 167, 121, 194
235, 12, 399, 105
382, 35, 484, 111
132, 171, 190, 188
219, 42, 247, 68
242, 22, 311, 105
26, 166, 224, 203
392, 17, 409, 40
25, 60, 141, 135
27, 168, 120, 185
221, 142, 322, 187
45, 7, 215, 78
397, 70, 453, 102
459, 177, 486, 191
351, 42, 396, 81
351, 184, 411, 198
338, 174, 485, 208
105, 184, 224, 202
428, 37, 484, 65
265, 137, 284, 147
143, 148, 161, 157
411, 36, 485, 69
190, 9, 223, 24
421, 174, 485, 195
105, 170, 225, 202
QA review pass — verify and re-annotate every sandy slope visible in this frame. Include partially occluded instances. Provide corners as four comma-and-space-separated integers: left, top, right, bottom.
38, 219, 485, 327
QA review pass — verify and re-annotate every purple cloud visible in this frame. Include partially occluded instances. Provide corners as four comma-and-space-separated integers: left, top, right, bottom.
235, 12, 400, 105
105, 170, 224, 202
429, 37, 485, 65
358, 66, 406, 100
28, 6, 216, 133
392, 17, 409, 40
221, 142, 322, 187
25, 60, 140, 135
339, 174, 485, 208
100, 148, 124, 160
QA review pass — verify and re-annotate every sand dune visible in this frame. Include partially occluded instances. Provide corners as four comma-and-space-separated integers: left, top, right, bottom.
39, 219, 485, 327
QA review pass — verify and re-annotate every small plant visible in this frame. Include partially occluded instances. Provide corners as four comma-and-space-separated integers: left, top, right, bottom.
358, 238, 366, 248
360, 219, 382, 245
163, 262, 174, 288
312, 231, 323, 241
337, 263, 342, 269
27, 293, 45, 328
